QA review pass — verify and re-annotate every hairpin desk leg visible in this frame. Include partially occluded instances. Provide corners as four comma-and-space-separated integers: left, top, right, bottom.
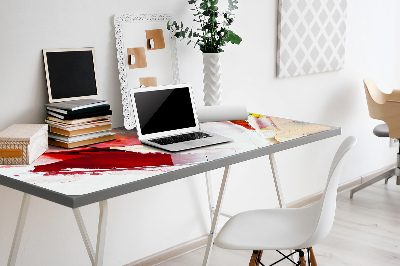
74, 208, 95, 265
205, 171, 215, 222
8, 193, 31, 266
269, 153, 286, 208
95, 200, 108, 266
249, 154, 288, 265
74, 200, 108, 266
202, 166, 231, 266
269, 153, 294, 261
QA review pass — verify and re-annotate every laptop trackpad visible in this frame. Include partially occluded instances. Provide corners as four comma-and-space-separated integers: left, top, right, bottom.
184, 139, 212, 147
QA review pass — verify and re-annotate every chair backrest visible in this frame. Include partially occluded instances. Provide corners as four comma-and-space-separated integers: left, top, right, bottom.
364, 78, 386, 120
302, 136, 356, 248
364, 78, 400, 105
364, 78, 400, 138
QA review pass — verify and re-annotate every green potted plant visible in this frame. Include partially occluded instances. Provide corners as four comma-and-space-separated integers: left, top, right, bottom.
167, 0, 242, 105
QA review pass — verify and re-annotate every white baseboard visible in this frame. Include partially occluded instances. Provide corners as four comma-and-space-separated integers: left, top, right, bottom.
288, 163, 396, 208
127, 163, 396, 265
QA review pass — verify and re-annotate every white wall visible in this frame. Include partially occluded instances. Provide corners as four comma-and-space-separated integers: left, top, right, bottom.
0, 0, 400, 265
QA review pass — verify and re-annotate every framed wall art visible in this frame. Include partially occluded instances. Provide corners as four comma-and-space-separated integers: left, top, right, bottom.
114, 13, 180, 129
277, 0, 347, 78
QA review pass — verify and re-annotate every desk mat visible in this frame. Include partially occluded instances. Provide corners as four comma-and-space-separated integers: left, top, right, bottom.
0, 114, 331, 196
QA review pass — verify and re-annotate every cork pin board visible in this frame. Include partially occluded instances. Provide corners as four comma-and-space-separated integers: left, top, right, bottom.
114, 14, 180, 130
146, 29, 166, 50
127, 47, 147, 69
140, 77, 157, 87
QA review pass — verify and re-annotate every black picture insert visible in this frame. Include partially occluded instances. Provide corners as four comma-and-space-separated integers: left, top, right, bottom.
45, 50, 97, 100
135, 87, 196, 135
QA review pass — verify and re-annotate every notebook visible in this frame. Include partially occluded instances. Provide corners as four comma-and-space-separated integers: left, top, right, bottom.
130, 84, 232, 152
44, 99, 109, 112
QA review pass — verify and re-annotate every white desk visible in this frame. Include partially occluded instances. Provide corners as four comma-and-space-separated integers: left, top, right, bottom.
0, 114, 340, 266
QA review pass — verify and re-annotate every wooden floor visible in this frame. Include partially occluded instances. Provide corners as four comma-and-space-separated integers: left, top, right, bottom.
160, 178, 400, 265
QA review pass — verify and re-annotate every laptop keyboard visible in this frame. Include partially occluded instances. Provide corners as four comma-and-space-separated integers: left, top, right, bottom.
149, 132, 211, 145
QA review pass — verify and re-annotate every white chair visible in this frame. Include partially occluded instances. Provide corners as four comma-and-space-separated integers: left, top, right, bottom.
214, 136, 357, 266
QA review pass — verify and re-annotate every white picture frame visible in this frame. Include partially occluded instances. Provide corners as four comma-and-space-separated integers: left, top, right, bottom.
114, 13, 180, 130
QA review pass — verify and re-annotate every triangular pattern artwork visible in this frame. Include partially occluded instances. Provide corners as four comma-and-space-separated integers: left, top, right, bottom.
277, 0, 347, 78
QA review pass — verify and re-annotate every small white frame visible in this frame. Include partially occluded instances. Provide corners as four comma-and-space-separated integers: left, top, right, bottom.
114, 13, 180, 130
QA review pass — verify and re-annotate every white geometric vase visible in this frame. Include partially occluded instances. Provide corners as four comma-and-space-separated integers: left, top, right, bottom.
202, 53, 222, 106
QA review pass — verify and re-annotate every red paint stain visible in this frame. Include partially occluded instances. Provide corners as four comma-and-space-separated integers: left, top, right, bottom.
41, 149, 92, 161
230, 120, 255, 130
33, 148, 173, 176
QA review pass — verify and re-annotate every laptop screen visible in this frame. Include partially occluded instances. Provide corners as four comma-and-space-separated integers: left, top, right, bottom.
134, 86, 196, 135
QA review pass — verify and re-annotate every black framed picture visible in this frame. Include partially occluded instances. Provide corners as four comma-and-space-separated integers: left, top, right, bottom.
43, 47, 100, 103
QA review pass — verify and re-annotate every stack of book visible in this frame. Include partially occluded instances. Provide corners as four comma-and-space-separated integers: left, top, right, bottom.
45, 99, 115, 148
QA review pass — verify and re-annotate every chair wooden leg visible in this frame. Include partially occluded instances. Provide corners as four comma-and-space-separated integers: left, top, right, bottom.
249, 250, 263, 266
308, 247, 318, 266
298, 250, 307, 266
299, 256, 307, 266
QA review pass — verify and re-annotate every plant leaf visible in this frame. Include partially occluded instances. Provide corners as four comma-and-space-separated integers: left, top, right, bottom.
226, 30, 242, 44
200, 2, 208, 9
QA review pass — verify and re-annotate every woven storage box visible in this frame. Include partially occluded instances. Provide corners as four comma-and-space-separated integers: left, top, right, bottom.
0, 124, 48, 165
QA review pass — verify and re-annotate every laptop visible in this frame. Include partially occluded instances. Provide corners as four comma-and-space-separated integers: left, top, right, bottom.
130, 84, 232, 152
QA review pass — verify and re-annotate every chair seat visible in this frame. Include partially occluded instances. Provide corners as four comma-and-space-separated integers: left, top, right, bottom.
373, 123, 389, 138
214, 203, 320, 251
213, 137, 356, 266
